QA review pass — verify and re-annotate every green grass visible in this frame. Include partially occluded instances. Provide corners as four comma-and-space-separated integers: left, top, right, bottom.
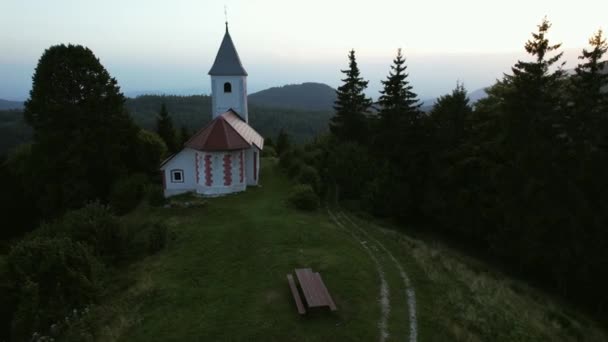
80, 159, 607, 341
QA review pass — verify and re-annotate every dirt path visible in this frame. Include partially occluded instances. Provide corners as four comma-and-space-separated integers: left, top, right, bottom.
328, 208, 418, 342
328, 209, 391, 342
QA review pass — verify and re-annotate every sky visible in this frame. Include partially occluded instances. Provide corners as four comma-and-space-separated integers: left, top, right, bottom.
0, 0, 606, 101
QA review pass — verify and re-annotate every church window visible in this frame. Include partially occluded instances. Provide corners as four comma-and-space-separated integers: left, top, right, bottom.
170, 169, 184, 183
224, 82, 232, 93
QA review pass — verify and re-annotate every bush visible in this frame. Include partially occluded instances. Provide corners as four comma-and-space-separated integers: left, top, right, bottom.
109, 173, 148, 214
7, 236, 101, 341
130, 222, 169, 256
261, 145, 277, 158
48, 202, 129, 265
133, 129, 168, 177
145, 183, 166, 207
278, 148, 294, 170
287, 184, 320, 211
287, 159, 304, 179
298, 165, 321, 193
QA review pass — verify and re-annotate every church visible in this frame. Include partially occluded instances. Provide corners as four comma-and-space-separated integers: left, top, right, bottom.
160, 23, 264, 197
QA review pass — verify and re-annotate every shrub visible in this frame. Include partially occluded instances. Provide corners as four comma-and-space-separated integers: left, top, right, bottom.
49, 202, 129, 265
133, 129, 168, 177
146, 222, 169, 254
261, 145, 277, 158
287, 159, 304, 179
130, 222, 169, 257
298, 165, 321, 193
7, 236, 101, 341
109, 173, 148, 214
287, 184, 320, 211
278, 148, 294, 170
145, 183, 166, 207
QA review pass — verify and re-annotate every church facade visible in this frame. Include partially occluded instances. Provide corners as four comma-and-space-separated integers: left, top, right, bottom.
160, 24, 264, 197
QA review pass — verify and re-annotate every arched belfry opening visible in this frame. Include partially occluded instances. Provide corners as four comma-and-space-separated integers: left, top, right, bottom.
224, 82, 232, 93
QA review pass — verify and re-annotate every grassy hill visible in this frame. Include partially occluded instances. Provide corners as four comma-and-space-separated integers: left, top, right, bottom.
73, 159, 607, 341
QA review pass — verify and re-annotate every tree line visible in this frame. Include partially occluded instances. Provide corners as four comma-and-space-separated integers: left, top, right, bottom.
295, 18, 608, 321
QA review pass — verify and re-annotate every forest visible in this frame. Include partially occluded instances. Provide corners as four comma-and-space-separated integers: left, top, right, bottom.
0, 95, 331, 155
278, 18, 608, 325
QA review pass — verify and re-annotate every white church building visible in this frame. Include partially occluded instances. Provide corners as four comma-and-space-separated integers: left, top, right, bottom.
160, 24, 264, 197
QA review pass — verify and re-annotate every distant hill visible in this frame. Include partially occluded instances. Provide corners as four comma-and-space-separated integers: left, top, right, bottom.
249, 82, 337, 111
0, 99, 24, 110
125, 95, 332, 144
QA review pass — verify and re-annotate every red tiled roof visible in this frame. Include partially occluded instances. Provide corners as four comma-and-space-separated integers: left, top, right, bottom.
184, 110, 264, 151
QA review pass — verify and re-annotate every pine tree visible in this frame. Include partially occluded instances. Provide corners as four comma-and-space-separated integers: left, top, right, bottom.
375, 48, 422, 157
276, 128, 291, 156
503, 17, 566, 145
378, 48, 421, 124
155, 103, 178, 153
330, 50, 372, 142
570, 29, 608, 145
179, 125, 191, 148
430, 82, 472, 146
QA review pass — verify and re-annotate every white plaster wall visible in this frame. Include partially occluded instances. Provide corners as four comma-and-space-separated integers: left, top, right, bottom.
161, 148, 197, 197
245, 146, 261, 186
211, 75, 248, 121
197, 150, 247, 196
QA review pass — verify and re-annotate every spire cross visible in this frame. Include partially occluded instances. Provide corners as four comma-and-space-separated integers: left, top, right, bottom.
224, 5, 228, 30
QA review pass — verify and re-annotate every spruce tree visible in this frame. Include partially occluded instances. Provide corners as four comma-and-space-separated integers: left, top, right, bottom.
503, 17, 566, 145
570, 29, 608, 144
375, 48, 422, 157
378, 48, 421, 124
430, 82, 472, 146
179, 125, 191, 148
276, 128, 291, 156
330, 50, 372, 142
155, 103, 178, 153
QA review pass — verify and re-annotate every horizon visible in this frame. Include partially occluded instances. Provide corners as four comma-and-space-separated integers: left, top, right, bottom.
1, 0, 605, 101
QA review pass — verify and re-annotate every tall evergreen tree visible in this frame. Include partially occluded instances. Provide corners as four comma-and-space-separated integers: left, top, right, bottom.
156, 103, 178, 153
179, 125, 191, 148
430, 82, 472, 147
378, 48, 421, 124
24, 44, 139, 216
375, 48, 422, 158
330, 50, 372, 142
276, 128, 291, 156
503, 17, 566, 145
570, 29, 608, 145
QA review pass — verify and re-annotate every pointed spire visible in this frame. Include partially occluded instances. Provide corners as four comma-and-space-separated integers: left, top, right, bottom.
208, 23, 248, 76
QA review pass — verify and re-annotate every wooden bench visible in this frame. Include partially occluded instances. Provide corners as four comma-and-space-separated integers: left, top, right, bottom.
287, 273, 306, 314
287, 268, 337, 314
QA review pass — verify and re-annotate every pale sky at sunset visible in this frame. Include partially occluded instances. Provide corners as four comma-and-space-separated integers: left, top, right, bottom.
0, 0, 606, 101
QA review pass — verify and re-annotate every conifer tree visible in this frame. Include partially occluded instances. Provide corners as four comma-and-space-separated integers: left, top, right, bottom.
503, 17, 566, 144
378, 48, 421, 124
155, 103, 178, 153
276, 128, 291, 156
570, 29, 608, 144
330, 50, 372, 142
375, 48, 422, 157
430, 82, 472, 146
179, 125, 190, 148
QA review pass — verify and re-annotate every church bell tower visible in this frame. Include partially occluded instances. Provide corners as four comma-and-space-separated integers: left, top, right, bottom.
208, 22, 249, 122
